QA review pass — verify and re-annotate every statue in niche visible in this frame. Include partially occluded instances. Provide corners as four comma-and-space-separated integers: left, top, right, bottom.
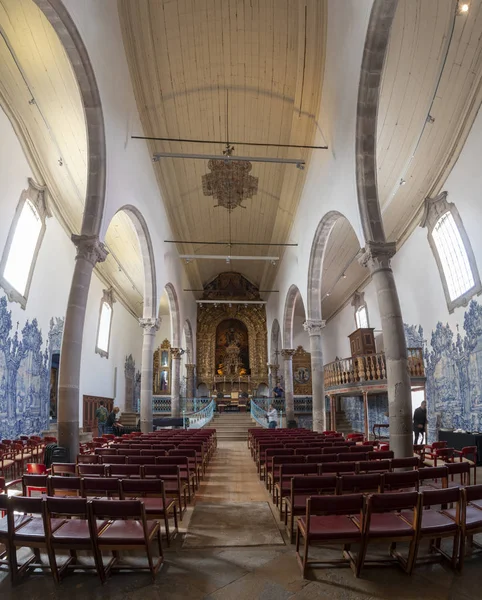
216, 319, 249, 377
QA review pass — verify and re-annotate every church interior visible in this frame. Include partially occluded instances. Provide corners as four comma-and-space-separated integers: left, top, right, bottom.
1, 0, 482, 598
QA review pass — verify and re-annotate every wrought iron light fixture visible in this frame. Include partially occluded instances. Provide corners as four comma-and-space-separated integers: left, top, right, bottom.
202, 145, 258, 211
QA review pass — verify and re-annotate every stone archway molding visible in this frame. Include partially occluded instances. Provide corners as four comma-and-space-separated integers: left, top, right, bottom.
164, 283, 181, 348
33, 0, 106, 237
282, 284, 304, 349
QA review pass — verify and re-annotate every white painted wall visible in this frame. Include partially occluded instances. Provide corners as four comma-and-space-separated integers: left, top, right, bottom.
0, 106, 142, 425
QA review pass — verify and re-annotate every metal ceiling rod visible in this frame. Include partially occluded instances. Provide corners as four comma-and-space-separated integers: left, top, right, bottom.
197, 300, 266, 305
184, 289, 279, 292
153, 152, 305, 169
133, 135, 327, 150
166, 240, 297, 247
180, 255, 278, 261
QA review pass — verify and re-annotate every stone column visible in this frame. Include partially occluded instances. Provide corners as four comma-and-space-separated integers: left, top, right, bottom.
58, 235, 107, 460
171, 348, 182, 417
304, 319, 326, 432
185, 363, 195, 400
281, 349, 296, 424
139, 317, 160, 433
360, 241, 412, 458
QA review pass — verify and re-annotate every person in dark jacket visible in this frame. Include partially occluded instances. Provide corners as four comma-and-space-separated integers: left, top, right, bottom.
413, 401, 427, 445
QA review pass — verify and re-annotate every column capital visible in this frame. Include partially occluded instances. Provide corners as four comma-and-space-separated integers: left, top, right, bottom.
139, 317, 161, 333
72, 234, 108, 266
267, 363, 279, 371
171, 347, 183, 359
303, 319, 326, 336
358, 241, 396, 273
185, 363, 196, 372
281, 348, 296, 360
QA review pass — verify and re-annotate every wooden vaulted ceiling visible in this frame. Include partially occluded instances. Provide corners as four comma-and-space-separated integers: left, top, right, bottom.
118, 0, 327, 293
322, 0, 482, 322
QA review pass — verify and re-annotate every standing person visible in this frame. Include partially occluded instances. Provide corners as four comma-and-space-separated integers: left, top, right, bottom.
273, 384, 284, 398
413, 400, 427, 445
266, 404, 278, 429
95, 400, 108, 437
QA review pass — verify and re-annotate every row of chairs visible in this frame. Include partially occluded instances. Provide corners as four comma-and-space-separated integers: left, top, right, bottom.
0, 494, 165, 584
282, 467, 461, 542
295, 484, 482, 578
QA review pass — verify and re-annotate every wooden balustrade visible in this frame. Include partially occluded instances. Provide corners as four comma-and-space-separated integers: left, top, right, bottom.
324, 348, 425, 390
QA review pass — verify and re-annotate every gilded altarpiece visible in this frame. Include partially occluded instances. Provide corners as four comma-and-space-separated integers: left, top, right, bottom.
153, 339, 171, 395
196, 272, 268, 392
293, 345, 312, 395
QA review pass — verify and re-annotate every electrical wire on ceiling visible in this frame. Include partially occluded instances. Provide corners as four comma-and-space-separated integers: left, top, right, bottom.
321, 251, 360, 302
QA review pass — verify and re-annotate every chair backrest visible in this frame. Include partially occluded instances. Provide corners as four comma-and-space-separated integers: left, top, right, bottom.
279, 464, 318, 478
22, 474, 48, 494
77, 464, 106, 477
95, 448, 117, 456
323, 446, 348, 454
368, 450, 394, 460
48, 475, 82, 495
350, 445, 373, 453
357, 460, 390, 473
120, 478, 166, 498
8, 495, 43, 521
313, 454, 338, 463
141, 449, 167, 456
446, 461, 471, 484
338, 473, 381, 494
463, 483, 482, 503
339, 452, 365, 462
320, 461, 356, 475
418, 466, 448, 483
368, 491, 419, 512
308, 492, 364, 516
100, 454, 126, 465
26, 463, 47, 474
430, 441, 447, 450
89, 498, 144, 520
81, 476, 121, 497
421, 486, 461, 508
51, 463, 77, 476
271, 455, 305, 468
76, 454, 100, 464
169, 449, 196, 458
127, 455, 157, 465
117, 449, 141, 456
381, 471, 419, 491
391, 457, 420, 470
291, 475, 337, 494
108, 464, 141, 478
45, 495, 88, 518
143, 464, 180, 479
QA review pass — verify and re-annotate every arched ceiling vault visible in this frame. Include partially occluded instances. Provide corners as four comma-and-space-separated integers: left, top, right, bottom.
118, 0, 327, 292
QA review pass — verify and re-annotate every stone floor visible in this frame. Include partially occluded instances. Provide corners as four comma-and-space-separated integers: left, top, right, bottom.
0, 442, 481, 600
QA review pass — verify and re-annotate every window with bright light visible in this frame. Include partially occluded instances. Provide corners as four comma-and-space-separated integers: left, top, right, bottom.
355, 305, 369, 329
422, 192, 481, 313
3, 200, 41, 296
0, 180, 49, 308
432, 211, 475, 301
96, 300, 112, 357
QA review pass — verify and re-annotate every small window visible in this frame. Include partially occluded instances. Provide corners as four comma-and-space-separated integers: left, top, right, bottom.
421, 192, 481, 313
95, 289, 114, 358
355, 305, 369, 329
0, 179, 49, 308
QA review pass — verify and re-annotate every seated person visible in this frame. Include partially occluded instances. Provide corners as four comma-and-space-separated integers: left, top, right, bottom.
106, 406, 124, 434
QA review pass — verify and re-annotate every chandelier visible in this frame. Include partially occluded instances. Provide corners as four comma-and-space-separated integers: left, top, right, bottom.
202, 145, 258, 211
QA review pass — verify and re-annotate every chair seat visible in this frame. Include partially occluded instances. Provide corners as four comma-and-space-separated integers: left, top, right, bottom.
98, 520, 158, 545
0, 514, 31, 536
163, 481, 183, 492
298, 515, 361, 540
364, 513, 413, 537
470, 499, 482, 511
139, 497, 176, 513
443, 506, 482, 529
401, 509, 456, 534
15, 517, 65, 542
285, 494, 314, 511
2, 460, 14, 468
52, 519, 108, 542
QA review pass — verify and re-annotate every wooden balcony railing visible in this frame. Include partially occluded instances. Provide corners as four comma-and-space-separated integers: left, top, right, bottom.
324, 348, 425, 390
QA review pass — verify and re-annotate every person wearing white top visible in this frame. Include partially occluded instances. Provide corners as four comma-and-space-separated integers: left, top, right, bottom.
266, 404, 278, 429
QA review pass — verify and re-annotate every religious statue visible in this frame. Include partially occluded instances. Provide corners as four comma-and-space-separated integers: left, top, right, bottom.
239, 367, 247, 376
217, 363, 224, 376
225, 327, 241, 346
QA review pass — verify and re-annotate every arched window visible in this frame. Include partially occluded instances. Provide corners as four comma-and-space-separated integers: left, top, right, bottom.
0, 179, 49, 308
96, 289, 114, 358
355, 305, 369, 329
422, 192, 481, 313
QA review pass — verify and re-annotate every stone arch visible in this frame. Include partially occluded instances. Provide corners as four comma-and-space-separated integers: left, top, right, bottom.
183, 319, 194, 362
270, 318, 281, 363
164, 283, 181, 347
115, 205, 157, 319
33, 0, 106, 237
282, 285, 304, 349
307, 210, 352, 321
355, 0, 397, 244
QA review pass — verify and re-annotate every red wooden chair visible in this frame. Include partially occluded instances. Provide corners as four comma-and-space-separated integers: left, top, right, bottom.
319, 461, 357, 476
100, 454, 126, 465
356, 491, 420, 575
143, 464, 188, 518
337, 473, 382, 495
94, 447, 117, 456
368, 450, 394, 461
350, 445, 373, 454
77, 454, 100, 464
169, 449, 201, 485
155, 456, 196, 501
81, 477, 121, 499
43, 496, 108, 583
267, 455, 305, 495
444, 484, 482, 571
127, 455, 157, 465
408, 487, 461, 570
339, 452, 366, 463
274, 464, 318, 518
51, 463, 77, 477
284, 475, 337, 542
76, 464, 106, 478
306, 453, 338, 464
296, 493, 364, 577
391, 457, 420, 470
47, 476, 82, 497
380, 471, 419, 492
22, 474, 48, 497
357, 460, 391, 474
453, 446, 478, 484
418, 466, 448, 491
120, 478, 178, 546
88, 499, 163, 583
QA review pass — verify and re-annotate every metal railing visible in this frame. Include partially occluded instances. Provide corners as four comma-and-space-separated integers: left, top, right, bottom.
324, 348, 425, 389
250, 398, 284, 428
133, 396, 212, 415
185, 399, 215, 429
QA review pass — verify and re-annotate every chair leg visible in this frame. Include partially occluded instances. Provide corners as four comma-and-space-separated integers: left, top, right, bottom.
163, 512, 171, 547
